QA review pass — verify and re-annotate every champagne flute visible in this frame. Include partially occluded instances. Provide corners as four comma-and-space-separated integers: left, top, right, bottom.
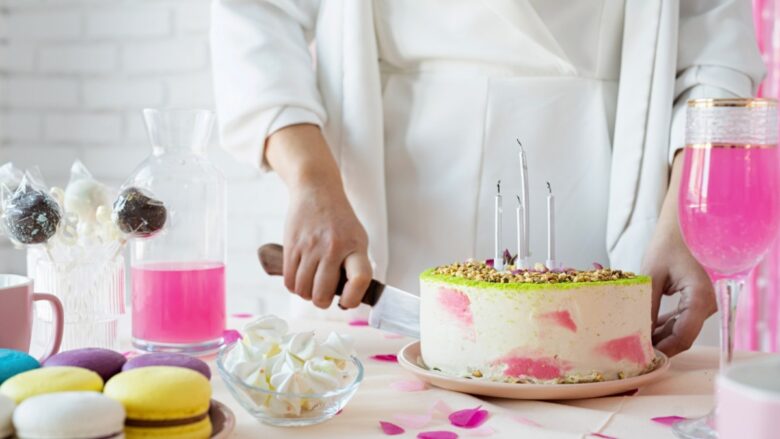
674, 98, 780, 438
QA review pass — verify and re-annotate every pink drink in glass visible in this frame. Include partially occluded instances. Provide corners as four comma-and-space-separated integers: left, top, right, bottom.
679, 146, 780, 278
132, 261, 225, 345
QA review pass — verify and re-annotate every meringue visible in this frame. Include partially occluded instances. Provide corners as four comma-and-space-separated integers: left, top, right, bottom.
222, 315, 358, 418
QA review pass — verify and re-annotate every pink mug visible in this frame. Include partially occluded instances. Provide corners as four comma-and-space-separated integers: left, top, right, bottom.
0, 274, 63, 361
717, 356, 780, 439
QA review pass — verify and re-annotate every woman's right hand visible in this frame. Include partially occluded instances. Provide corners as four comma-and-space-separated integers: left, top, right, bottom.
266, 124, 373, 309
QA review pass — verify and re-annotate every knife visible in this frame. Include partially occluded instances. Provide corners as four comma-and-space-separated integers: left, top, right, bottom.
257, 243, 420, 338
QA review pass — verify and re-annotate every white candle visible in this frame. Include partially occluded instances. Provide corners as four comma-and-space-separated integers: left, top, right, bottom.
517, 140, 530, 263
546, 182, 556, 269
515, 195, 526, 269
494, 180, 503, 271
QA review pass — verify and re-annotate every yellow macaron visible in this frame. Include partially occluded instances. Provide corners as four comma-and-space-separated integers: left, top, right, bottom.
104, 366, 212, 439
0, 366, 103, 404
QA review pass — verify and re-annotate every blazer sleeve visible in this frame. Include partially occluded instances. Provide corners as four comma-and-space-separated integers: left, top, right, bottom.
669, 0, 766, 162
210, 0, 326, 170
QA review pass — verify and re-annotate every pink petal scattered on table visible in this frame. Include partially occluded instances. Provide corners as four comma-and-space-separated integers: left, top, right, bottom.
384, 333, 405, 339
467, 426, 495, 437
371, 354, 399, 363
222, 329, 243, 344
380, 421, 405, 436
336, 409, 343, 416
509, 415, 542, 428
418, 431, 459, 439
349, 319, 370, 326
390, 379, 428, 392
590, 433, 617, 439
231, 312, 253, 319
449, 406, 489, 429
394, 413, 433, 429
431, 400, 453, 417
651, 416, 688, 426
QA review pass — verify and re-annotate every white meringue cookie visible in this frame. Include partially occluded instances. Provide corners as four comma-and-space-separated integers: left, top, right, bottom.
318, 332, 356, 361
243, 315, 288, 344
304, 358, 343, 393
284, 331, 318, 361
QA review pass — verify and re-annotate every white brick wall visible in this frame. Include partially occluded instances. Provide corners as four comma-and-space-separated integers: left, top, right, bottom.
0, 0, 290, 315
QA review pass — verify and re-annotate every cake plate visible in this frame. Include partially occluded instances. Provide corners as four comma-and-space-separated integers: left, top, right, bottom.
398, 341, 670, 400
211, 399, 236, 438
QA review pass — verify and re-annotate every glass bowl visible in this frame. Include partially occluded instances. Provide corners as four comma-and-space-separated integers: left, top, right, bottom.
216, 342, 364, 427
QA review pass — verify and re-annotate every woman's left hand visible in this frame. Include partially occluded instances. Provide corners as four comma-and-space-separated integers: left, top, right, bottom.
642, 152, 717, 357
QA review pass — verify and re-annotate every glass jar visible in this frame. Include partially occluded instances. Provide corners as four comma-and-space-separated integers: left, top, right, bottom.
126, 109, 226, 355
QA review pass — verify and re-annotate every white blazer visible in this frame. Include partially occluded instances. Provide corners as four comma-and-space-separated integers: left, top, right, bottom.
211, 0, 765, 281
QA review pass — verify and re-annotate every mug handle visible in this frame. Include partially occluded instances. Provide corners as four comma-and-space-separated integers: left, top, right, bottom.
32, 293, 64, 362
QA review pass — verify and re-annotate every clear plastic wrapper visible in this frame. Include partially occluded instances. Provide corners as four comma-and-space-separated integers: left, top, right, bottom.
1, 172, 62, 245
111, 186, 167, 238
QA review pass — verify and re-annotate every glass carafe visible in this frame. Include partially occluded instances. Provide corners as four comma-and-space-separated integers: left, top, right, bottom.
128, 109, 226, 355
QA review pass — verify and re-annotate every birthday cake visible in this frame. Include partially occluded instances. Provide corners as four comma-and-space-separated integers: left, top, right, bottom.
419, 260, 655, 384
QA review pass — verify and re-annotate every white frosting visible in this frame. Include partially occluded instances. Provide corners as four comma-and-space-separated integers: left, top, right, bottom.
420, 277, 655, 383
223, 315, 357, 417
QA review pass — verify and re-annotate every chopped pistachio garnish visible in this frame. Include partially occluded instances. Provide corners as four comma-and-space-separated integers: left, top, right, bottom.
432, 259, 636, 284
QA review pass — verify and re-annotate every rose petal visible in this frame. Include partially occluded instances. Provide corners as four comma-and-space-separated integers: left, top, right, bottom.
431, 400, 453, 417
380, 421, 405, 436
222, 329, 243, 344
418, 432, 459, 439
394, 413, 433, 429
593, 262, 604, 270
449, 406, 489, 429
231, 313, 253, 319
590, 434, 617, 439
371, 354, 399, 363
509, 415, 541, 428
349, 319, 370, 326
467, 426, 496, 437
485, 259, 494, 268
390, 380, 428, 392
651, 416, 687, 426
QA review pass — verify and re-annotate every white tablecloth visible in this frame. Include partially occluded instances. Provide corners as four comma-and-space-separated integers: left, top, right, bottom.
172, 317, 751, 439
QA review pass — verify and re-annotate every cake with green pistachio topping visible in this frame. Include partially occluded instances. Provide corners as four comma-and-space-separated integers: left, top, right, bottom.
419, 260, 655, 384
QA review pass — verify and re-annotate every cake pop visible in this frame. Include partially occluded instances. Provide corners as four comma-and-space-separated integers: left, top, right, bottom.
112, 187, 167, 237
2, 184, 62, 245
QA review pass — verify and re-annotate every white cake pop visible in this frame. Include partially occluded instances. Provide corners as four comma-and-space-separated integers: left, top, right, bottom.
64, 179, 109, 224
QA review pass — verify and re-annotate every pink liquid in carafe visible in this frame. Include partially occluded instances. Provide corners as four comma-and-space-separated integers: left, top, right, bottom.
132, 261, 225, 344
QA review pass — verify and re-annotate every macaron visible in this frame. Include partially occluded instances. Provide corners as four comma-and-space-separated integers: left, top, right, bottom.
105, 366, 212, 439
0, 394, 14, 439
44, 348, 127, 382
13, 391, 125, 439
0, 366, 103, 404
0, 349, 39, 384
122, 353, 211, 379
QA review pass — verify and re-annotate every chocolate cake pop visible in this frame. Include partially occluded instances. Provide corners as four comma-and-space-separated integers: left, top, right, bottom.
112, 187, 167, 237
2, 185, 62, 244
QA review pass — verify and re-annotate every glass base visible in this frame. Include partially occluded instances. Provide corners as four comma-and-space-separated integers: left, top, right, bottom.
673, 414, 717, 439
132, 336, 224, 356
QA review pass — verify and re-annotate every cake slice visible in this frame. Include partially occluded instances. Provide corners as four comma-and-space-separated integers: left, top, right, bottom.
420, 261, 654, 384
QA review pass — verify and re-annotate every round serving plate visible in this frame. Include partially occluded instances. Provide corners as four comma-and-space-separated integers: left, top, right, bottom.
398, 341, 670, 400
210, 399, 236, 438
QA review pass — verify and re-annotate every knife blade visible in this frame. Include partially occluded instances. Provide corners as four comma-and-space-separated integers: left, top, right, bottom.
257, 244, 420, 338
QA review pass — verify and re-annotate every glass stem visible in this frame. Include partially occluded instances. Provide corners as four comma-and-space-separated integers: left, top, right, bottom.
715, 277, 745, 372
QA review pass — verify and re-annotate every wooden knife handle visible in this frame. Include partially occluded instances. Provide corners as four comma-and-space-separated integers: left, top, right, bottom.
257, 243, 383, 307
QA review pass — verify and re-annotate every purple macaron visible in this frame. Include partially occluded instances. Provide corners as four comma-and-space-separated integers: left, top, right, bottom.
122, 353, 211, 379
43, 348, 127, 382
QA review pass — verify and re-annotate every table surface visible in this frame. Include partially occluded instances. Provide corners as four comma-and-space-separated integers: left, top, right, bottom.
151, 318, 742, 439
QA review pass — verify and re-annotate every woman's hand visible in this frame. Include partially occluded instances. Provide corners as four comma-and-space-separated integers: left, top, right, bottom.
266, 124, 373, 309
642, 153, 717, 356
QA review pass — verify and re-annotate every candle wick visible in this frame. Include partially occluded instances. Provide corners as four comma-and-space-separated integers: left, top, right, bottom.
516, 195, 522, 206
546, 182, 552, 194
497, 180, 501, 194
516, 139, 524, 150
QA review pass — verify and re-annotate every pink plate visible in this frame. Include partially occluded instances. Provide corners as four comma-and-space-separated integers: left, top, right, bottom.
397, 341, 670, 400
210, 399, 236, 438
